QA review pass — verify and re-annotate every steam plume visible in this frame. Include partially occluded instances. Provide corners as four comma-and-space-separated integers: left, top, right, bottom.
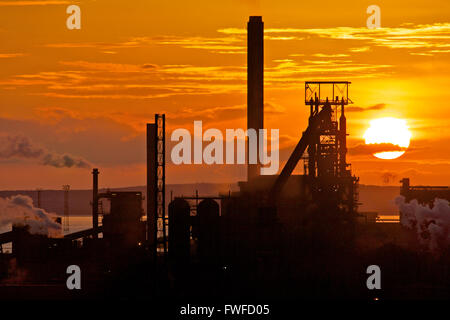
0, 135, 90, 168
395, 196, 450, 253
0, 195, 62, 237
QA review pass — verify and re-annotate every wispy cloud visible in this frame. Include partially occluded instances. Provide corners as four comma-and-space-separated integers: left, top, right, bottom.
349, 47, 371, 53
46, 35, 246, 55
348, 142, 407, 156
42, 22, 450, 74
219, 23, 450, 52
0, 57, 392, 100
0, 53, 26, 58
0, 0, 69, 6
346, 103, 386, 112
312, 53, 349, 58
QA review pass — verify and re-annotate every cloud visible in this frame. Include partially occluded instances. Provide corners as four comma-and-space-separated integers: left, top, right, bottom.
312, 53, 349, 58
1, 48, 393, 99
0, 0, 68, 6
44, 22, 450, 58
0, 134, 90, 168
142, 64, 158, 69
0, 53, 26, 58
349, 47, 370, 52
348, 142, 407, 156
156, 35, 245, 53
46, 34, 246, 54
0, 135, 43, 159
2, 61, 247, 99
219, 23, 450, 51
166, 102, 284, 126
0, 115, 149, 166
346, 103, 386, 112
167, 104, 245, 125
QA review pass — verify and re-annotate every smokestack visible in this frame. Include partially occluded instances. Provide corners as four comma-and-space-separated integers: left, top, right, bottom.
147, 123, 157, 258
247, 16, 264, 181
92, 168, 99, 239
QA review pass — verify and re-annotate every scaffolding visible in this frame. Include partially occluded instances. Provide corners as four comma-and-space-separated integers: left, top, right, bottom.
305, 81, 358, 214
147, 114, 167, 258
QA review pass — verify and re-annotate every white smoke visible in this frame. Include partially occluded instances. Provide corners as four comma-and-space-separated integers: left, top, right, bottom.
395, 196, 450, 253
0, 195, 62, 237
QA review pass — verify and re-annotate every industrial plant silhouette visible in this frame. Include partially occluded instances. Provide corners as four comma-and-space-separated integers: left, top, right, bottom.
1, 16, 450, 301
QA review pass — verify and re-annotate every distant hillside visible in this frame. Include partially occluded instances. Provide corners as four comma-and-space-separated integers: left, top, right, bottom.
0, 183, 239, 216
0, 183, 400, 216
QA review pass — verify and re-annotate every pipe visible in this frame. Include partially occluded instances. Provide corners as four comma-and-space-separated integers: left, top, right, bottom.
147, 123, 157, 255
92, 168, 99, 239
339, 98, 347, 174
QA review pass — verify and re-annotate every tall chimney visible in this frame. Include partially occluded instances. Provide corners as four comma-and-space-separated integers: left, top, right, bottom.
247, 16, 264, 181
92, 168, 99, 239
147, 122, 157, 258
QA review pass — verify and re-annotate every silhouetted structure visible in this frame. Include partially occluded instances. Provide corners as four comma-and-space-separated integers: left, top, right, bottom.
247, 16, 264, 181
92, 168, 99, 239
168, 198, 190, 266
101, 191, 146, 249
147, 114, 166, 259
1, 15, 449, 301
400, 177, 450, 207
164, 17, 361, 299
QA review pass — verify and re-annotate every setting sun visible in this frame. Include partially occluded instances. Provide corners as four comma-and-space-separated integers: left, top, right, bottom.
363, 118, 412, 160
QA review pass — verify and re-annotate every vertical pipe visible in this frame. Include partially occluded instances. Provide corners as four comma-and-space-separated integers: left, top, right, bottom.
161, 114, 167, 254
147, 123, 157, 258
247, 16, 264, 181
339, 98, 347, 174
92, 168, 99, 239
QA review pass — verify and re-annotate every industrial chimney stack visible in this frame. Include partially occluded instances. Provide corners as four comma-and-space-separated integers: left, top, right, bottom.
247, 16, 264, 181
92, 168, 99, 239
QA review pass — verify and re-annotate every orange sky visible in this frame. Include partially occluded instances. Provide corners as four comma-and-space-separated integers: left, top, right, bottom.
1, 0, 450, 189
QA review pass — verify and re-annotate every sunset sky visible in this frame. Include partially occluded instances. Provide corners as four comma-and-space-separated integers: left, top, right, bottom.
1, 0, 450, 189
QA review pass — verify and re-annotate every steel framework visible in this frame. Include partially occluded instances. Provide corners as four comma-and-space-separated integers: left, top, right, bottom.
271, 81, 358, 215
147, 114, 167, 258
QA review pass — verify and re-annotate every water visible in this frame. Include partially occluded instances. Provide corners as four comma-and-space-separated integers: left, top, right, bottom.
377, 214, 400, 223
0, 216, 93, 253
63, 216, 93, 234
